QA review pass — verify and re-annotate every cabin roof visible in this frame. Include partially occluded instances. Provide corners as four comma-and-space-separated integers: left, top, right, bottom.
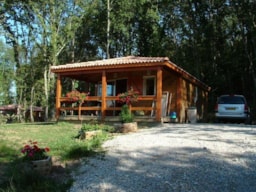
51, 56, 169, 70
51, 56, 211, 91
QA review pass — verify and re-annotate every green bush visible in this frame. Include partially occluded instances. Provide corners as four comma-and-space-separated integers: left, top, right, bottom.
81, 123, 115, 132
119, 104, 134, 123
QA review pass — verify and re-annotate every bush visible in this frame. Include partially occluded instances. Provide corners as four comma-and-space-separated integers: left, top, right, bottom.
119, 104, 134, 123
81, 123, 115, 133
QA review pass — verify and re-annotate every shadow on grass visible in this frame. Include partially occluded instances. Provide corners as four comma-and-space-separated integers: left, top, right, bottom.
0, 144, 105, 192
0, 156, 73, 192
63, 146, 99, 160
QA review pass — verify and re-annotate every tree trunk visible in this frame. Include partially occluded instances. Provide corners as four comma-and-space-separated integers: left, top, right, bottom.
107, 0, 111, 59
30, 86, 34, 122
44, 67, 49, 121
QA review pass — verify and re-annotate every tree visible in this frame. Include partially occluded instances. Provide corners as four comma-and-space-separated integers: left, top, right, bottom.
0, 40, 15, 105
1, 0, 256, 121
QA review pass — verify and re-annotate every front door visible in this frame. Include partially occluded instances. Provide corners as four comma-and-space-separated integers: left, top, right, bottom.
115, 79, 127, 108
116, 79, 127, 95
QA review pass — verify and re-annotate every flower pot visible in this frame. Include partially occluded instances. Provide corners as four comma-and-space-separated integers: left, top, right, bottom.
121, 122, 138, 133
31, 156, 52, 174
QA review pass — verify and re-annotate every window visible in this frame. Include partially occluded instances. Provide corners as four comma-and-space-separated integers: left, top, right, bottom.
143, 76, 156, 95
97, 81, 115, 96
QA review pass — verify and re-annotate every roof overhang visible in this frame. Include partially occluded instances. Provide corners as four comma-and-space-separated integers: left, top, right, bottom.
51, 56, 211, 91
51, 56, 168, 73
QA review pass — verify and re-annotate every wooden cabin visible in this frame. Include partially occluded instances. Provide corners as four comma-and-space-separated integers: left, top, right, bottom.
50, 56, 210, 123
0, 104, 44, 122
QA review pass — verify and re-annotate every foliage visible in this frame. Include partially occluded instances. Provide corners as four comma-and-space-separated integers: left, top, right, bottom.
0, 143, 18, 162
0, 113, 18, 124
0, 41, 15, 105
117, 88, 139, 105
0, 113, 7, 124
2, 160, 72, 192
1, 0, 87, 121
65, 132, 108, 159
75, 123, 114, 140
117, 88, 139, 123
66, 90, 90, 104
0, 122, 114, 191
81, 122, 115, 132
21, 140, 50, 161
1, 0, 256, 120
119, 104, 134, 123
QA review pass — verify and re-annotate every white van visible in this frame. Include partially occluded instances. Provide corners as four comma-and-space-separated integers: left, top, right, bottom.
215, 95, 251, 124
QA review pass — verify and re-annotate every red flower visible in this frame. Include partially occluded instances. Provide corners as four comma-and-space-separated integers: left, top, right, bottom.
118, 88, 139, 105
21, 141, 50, 161
66, 90, 90, 104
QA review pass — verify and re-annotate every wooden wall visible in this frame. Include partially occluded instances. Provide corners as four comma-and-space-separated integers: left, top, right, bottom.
179, 78, 208, 122
162, 70, 208, 122
105, 69, 208, 122
162, 70, 178, 117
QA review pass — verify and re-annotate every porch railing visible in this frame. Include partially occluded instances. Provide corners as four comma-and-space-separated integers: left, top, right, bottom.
59, 95, 156, 119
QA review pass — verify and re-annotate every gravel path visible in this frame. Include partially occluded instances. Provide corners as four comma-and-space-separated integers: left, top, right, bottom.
69, 123, 256, 192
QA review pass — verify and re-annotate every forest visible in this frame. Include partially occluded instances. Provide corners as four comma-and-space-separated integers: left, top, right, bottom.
0, 0, 255, 122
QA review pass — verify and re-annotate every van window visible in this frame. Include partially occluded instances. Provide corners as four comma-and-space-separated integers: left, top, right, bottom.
218, 96, 245, 104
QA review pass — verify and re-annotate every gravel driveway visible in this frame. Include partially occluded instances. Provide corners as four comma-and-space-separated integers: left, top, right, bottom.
70, 123, 256, 192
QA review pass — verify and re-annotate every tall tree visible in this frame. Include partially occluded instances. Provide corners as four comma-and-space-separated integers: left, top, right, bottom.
27, 0, 87, 120
1, 0, 256, 120
0, 40, 15, 105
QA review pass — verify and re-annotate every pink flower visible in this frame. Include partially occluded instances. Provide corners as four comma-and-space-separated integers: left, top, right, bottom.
66, 90, 90, 104
118, 89, 139, 105
21, 140, 50, 161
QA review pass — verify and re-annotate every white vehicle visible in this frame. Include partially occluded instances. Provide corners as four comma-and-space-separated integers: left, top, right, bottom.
215, 94, 251, 124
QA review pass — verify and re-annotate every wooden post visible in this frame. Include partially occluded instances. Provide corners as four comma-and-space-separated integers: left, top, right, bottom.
55, 74, 62, 120
78, 103, 81, 120
176, 77, 182, 122
156, 67, 162, 122
128, 103, 131, 111
101, 70, 107, 120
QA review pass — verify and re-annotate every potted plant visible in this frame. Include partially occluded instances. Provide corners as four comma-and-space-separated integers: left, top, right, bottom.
66, 90, 90, 119
117, 88, 139, 133
66, 89, 90, 106
21, 140, 52, 174
119, 104, 134, 123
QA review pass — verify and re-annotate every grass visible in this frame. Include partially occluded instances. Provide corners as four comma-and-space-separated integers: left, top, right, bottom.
0, 121, 114, 192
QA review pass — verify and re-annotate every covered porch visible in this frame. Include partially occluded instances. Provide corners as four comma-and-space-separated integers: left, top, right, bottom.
51, 56, 210, 123
53, 58, 168, 122
56, 73, 162, 122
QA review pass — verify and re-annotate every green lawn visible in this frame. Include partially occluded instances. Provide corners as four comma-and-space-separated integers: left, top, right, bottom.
0, 122, 114, 192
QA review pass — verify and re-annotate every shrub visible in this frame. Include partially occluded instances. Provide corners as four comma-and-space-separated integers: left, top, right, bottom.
119, 104, 134, 123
